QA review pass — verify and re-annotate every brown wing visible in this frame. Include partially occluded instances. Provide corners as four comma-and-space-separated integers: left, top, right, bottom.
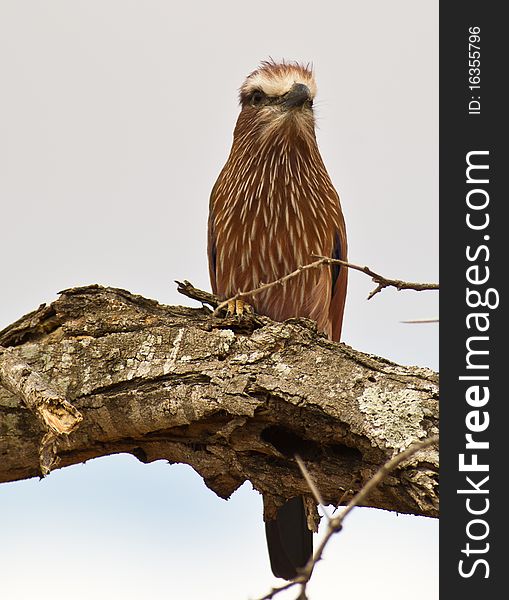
207, 183, 219, 295
329, 213, 348, 342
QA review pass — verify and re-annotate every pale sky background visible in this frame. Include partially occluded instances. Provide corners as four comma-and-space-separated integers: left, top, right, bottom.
0, 1, 438, 599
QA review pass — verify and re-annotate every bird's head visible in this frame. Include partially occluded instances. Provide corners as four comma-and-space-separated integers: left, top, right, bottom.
235, 60, 317, 144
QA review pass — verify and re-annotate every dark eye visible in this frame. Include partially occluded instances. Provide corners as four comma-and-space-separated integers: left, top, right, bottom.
251, 91, 265, 106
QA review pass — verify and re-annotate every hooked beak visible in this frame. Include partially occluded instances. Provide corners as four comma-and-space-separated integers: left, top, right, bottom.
281, 83, 311, 109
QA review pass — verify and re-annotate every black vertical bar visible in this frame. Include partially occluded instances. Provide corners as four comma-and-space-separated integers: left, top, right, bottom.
440, 2, 505, 596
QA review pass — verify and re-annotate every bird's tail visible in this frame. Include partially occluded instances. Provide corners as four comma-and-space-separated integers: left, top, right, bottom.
265, 496, 313, 580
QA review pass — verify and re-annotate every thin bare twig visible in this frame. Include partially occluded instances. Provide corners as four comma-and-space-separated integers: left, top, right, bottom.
295, 455, 330, 521
312, 256, 439, 300
401, 318, 439, 324
330, 476, 358, 516
204, 257, 438, 317
256, 435, 438, 600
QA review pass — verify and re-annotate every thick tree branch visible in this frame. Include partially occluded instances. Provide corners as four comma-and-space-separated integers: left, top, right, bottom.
0, 285, 438, 521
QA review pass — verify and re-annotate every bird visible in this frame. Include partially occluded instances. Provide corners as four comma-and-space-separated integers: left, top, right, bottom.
207, 60, 348, 580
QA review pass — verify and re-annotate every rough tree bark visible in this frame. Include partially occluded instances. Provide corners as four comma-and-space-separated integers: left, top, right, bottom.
0, 285, 438, 526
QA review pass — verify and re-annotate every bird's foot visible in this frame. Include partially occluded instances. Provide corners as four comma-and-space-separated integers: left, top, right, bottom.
225, 299, 254, 318
207, 297, 262, 334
